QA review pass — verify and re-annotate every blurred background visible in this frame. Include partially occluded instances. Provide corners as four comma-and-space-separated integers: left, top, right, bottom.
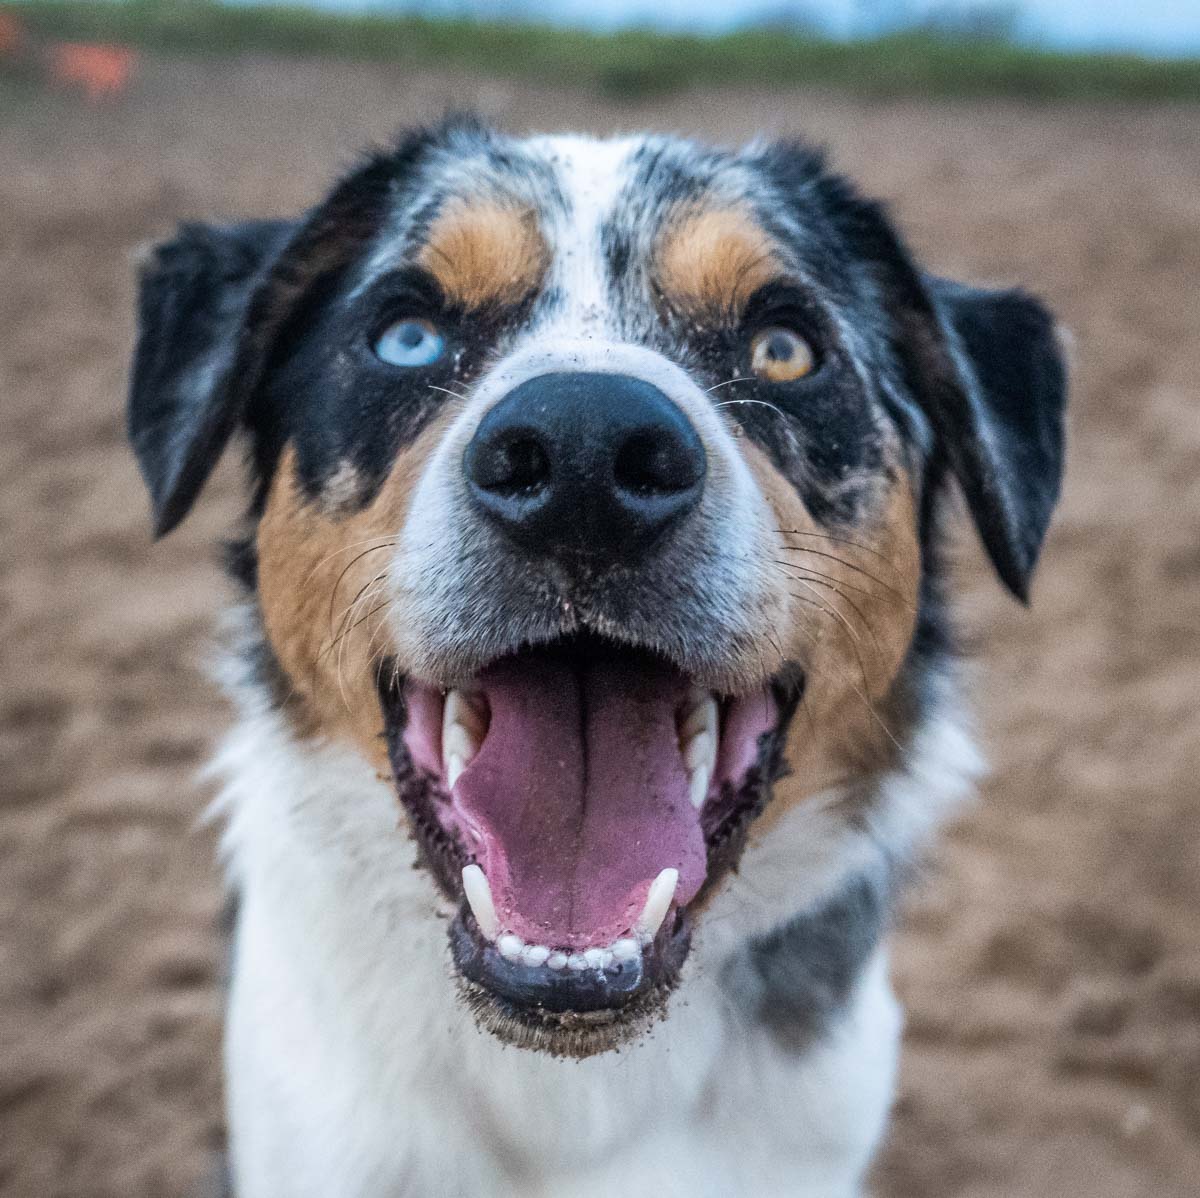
1, 2, 1198, 1195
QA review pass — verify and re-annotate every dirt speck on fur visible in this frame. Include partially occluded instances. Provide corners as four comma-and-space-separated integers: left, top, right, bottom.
1, 58, 1198, 1197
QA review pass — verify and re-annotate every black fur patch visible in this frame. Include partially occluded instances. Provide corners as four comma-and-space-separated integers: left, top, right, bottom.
733, 868, 890, 1049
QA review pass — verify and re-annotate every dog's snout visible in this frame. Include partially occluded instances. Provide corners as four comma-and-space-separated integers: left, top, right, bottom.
464, 372, 706, 560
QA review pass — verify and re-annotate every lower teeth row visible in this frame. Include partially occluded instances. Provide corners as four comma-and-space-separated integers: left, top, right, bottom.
462, 866, 678, 972
496, 934, 641, 972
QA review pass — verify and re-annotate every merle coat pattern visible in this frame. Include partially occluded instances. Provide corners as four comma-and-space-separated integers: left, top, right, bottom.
128, 119, 1065, 1197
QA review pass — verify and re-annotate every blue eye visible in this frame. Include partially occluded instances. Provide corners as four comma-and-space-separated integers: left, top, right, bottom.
374, 318, 445, 367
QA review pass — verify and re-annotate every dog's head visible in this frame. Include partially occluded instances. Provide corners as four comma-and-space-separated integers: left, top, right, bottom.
129, 121, 1065, 1054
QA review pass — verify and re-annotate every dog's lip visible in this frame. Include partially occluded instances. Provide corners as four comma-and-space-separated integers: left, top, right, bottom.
450, 900, 691, 1016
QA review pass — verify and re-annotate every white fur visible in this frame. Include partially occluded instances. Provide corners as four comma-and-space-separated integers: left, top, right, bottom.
525, 133, 640, 337
212, 653, 978, 1198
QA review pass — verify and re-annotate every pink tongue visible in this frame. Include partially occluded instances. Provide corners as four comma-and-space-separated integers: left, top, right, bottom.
456, 651, 707, 948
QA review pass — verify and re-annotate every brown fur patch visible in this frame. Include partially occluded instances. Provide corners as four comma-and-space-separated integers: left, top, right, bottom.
418, 198, 548, 311
655, 205, 784, 320
255, 422, 452, 767
738, 441, 924, 819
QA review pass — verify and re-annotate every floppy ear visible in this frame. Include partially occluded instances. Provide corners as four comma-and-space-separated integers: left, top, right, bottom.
915, 278, 1067, 602
127, 219, 293, 536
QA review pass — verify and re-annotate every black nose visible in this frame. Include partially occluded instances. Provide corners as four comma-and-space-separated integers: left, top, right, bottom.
464, 372, 706, 560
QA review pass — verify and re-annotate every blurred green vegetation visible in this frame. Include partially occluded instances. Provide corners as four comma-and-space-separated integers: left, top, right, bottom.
8, 0, 1200, 100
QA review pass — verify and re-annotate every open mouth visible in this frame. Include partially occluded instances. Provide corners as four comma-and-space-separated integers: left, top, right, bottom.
379, 635, 796, 1055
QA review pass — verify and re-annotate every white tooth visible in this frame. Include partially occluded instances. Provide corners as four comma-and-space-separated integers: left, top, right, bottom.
547, 952, 569, 971
442, 721, 478, 764
461, 865, 499, 941
688, 763, 710, 809
635, 868, 679, 940
442, 691, 484, 785
444, 690, 486, 738
583, 948, 607, 970
684, 730, 714, 773
611, 938, 640, 962
681, 694, 718, 742
522, 944, 551, 967
497, 934, 525, 961
566, 953, 588, 971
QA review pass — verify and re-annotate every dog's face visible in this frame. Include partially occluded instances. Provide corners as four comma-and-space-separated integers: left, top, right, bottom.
129, 121, 1065, 1054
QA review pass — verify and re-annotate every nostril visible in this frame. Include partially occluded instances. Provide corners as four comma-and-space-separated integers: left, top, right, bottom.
468, 432, 551, 498
613, 430, 704, 497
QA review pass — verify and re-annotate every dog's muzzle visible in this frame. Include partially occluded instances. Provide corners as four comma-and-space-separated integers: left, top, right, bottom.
378, 369, 798, 1051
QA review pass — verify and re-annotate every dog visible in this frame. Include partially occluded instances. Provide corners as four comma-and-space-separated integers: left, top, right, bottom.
127, 119, 1066, 1197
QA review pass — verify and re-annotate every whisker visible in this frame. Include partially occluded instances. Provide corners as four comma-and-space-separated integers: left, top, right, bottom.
325, 571, 388, 656
780, 545, 913, 606
713, 397, 790, 421
785, 598, 902, 754
327, 545, 400, 631
335, 599, 389, 710
705, 377, 755, 394
332, 570, 390, 701
785, 576, 888, 741
429, 384, 470, 401
775, 527, 898, 567
788, 580, 861, 650
300, 535, 398, 591
769, 559, 904, 610
779, 568, 884, 662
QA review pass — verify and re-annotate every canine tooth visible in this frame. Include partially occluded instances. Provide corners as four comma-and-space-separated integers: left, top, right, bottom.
462, 865, 499, 941
444, 690, 486, 738
497, 934, 525, 961
635, 868, 679, 940
547, 952, 569, 971
522, 944, 551, 967
442, 691, 483, 786
442, 721, 478, 764
688, 763, 710, 809
681, 693, 718, 742
684, 730, 714, 773
611, 938, 640, 962
566, 953, 588, 971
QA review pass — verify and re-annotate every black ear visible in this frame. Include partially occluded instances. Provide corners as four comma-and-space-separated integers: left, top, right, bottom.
918, 278, 1067, 602
127, 219, 293, 536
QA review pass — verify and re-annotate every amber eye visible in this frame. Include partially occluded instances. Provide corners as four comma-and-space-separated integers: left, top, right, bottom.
749, 326, 815, 383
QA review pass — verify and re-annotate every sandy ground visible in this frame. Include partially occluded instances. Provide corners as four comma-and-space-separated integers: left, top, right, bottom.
1, 55, 1198, 1198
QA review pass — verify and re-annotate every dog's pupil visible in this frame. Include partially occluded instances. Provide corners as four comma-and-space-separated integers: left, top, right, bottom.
766, 331, 794, 361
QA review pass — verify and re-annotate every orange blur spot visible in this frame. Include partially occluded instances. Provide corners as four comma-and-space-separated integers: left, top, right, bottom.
0, 11, 26, 57
46, 42, 136, 102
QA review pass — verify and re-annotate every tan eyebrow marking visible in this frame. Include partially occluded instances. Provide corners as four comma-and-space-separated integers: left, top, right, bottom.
417, 198, 549, 311
654, 205, 784, 320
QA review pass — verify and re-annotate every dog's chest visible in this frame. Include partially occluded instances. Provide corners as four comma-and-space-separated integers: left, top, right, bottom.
213, 677, 948, 1197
